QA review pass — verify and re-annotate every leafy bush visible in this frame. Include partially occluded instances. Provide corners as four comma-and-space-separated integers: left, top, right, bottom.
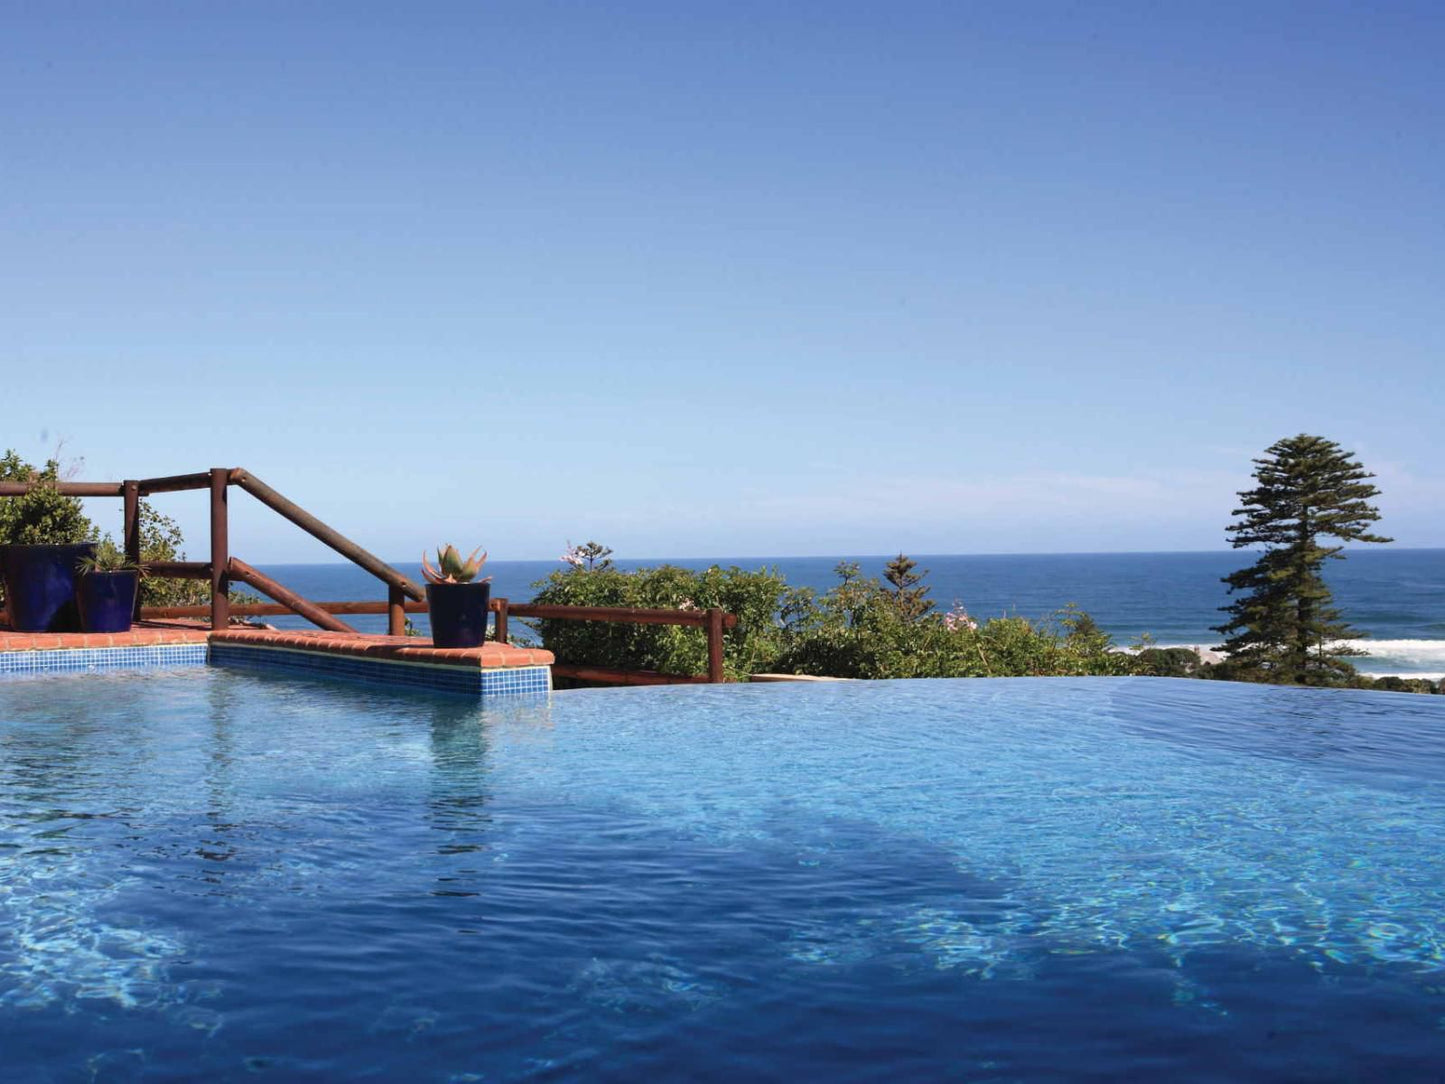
533, 550, 1134, 682
0, 452, 96, 549
1352, 674, 1441, 695
1132, 646, 1205, 678
134, 499, 263, 609
774, 563, 1132, 679
529, 558, 793, 681
1, 449, 256, 612
1, 452, 98, 607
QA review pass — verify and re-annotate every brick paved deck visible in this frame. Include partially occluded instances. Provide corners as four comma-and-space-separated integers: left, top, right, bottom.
209, 628, 553, 669
0, 623, 210, 651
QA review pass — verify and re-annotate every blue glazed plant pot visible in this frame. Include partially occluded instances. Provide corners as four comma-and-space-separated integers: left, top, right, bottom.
76, 570, 139, 634
0, 543, 97, 632
425, 581, 492, 649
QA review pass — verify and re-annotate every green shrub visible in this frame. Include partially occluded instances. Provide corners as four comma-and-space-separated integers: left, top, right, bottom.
1133, 646, 1204, 677
771, 563, 1133, 679
1356, 674, 1441, 695
135, 499, 263, 609
532, 552, 1137, 682
0, 452, 99, 607
529, 561, 793, 680
1, 449, 256, 612
0, 452, 96, 548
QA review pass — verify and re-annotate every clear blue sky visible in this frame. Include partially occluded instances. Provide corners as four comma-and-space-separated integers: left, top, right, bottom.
4, 2, 1441, 562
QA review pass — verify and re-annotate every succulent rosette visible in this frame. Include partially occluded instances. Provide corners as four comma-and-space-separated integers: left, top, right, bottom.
421, 544, 490, 585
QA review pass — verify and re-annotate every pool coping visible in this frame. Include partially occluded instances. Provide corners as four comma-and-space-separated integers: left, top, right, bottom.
0, 625, 553, 698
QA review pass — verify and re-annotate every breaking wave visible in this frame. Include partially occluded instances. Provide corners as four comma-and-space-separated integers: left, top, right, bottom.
1352, 639, 1445, 679
1149, 638, 1445, 680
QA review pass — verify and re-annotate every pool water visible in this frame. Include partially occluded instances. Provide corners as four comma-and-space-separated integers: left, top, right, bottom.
2, 672, 1444, 1081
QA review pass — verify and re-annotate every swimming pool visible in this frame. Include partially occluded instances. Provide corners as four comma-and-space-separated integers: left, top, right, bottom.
2, 672, 1443, 1080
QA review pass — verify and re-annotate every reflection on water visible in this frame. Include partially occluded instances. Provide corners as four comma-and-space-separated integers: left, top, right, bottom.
1, 671, 1444, 1081
425, 700, 492, 866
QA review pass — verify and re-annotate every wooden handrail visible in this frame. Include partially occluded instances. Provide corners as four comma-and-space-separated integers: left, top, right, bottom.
230, 469, 425, 601
228, 558, 356, 634
137, 472, 212, 495
142, 599, 431, 619
1, 468, 737, 683
138, 595, 733, 683
145, 560, 212, 580
139, 599, 734, 630
505, 603, 738, 628
551, 665, 712, 686
0, 481, 123, 497
505, 601, 732, 684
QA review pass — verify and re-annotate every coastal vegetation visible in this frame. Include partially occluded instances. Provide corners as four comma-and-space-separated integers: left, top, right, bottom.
531, 542, 1440, 693
532, 548, 1189, 683
0, 451, 92, 549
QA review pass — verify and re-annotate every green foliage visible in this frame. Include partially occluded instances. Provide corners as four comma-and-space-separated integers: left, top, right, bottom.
533, 550, 1141, 682
1132, 647, 1203, 678
0, 451, 96, 547
76, 539, 141, 575
135, 499, 264, 609
883, 553, 934, 622
530, 559, 792, 681
1, 450, 256, 611
1201, 665, 1440, 695
1214, 434, 1391, 686
561, 541, 614, 571
1356, 675, 1441, 695
774, 570, 1133, 679
0, 452, 98, 605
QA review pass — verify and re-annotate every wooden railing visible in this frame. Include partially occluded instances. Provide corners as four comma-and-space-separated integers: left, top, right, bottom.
138, 598, 738, 683
0, 468, 736, 683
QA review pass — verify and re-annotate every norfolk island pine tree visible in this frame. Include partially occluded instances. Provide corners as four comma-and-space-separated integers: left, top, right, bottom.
1213, 434, 1391, 685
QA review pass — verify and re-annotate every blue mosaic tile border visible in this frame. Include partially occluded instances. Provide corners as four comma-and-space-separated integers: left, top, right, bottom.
208, 642, 551, 699
0, 643, 208, 679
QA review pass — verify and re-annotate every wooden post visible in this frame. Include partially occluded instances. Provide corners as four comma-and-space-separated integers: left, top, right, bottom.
706, 607, 725, 683
388, 584, 406, 637
494, 598, 508, 644
123, 480, 141, 619
209, 468, 229, 630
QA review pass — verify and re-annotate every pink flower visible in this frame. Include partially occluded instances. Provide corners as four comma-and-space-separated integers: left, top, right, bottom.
944, 605, 977, 632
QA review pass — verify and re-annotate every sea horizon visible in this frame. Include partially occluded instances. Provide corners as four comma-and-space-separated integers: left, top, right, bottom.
262, 545, 1445, 567
250, 549, 1445, 679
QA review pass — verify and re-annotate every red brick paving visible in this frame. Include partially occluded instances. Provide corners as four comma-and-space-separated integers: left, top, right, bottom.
0, 623, 210, 652
210, 628, 553, 669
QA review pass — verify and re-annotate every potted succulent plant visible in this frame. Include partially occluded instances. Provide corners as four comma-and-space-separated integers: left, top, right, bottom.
74, 540, 144, 634
0, 541, 97, 631
421, 544, 492, 648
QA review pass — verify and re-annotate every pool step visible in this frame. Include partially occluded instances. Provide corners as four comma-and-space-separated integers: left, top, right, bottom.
208, 628, 552, 698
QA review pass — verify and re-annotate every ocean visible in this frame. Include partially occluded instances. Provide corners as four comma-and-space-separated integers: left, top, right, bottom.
253, 549, 1445, 679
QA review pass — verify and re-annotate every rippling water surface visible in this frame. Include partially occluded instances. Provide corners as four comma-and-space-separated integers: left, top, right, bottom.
2, 672, 1445, 1081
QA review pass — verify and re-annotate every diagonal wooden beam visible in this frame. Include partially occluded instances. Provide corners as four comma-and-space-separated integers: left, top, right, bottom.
230, 469, 424, 601
228, 558, 357, 633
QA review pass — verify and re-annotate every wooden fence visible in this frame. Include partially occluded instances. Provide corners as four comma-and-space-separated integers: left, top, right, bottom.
0, 468, 736, 683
